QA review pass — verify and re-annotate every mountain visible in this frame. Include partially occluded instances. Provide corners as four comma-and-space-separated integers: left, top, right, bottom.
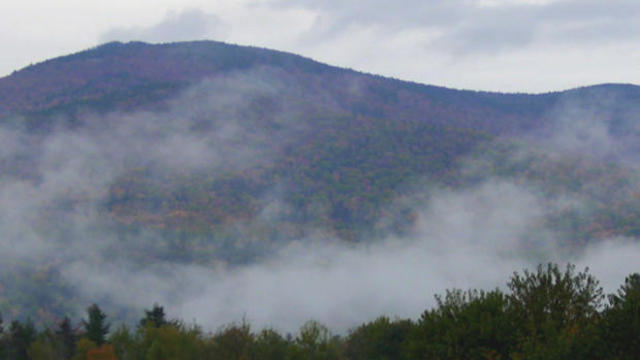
1, 41, 640, 320
1, 40, 640, 245
1, 41, 560, 132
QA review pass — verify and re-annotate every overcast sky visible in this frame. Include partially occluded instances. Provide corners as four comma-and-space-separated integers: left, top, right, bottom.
1, 0, 639, 92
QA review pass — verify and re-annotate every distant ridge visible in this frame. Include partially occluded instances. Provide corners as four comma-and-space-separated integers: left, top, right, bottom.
0, 41, 640, 132
0, 41, 343, 116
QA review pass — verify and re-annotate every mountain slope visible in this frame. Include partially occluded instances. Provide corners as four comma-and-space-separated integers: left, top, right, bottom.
1, 40, 640, 242
2, 40, 640, 241
1, 41, 640, 321
0, 41, 338, 117
1, 41, 562, 134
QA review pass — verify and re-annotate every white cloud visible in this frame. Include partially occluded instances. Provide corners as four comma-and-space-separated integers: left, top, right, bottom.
269, 0, 640, 91
100, 8, 230, 43
1, 0, 640, 91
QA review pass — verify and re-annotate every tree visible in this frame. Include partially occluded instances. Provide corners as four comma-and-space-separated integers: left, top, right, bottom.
407, 289, 514, 360
7, 319, 37, 360
346, 316, 413, 360
86, 345, 117, 360
27, 333, 57, 360
72, 338, 97, 360
507, 263, 603, 359
56, 316, 77, 360
253, 328, 290, 360
83, 304, 110, 346
600, 273, 640, 359
208, 321, 255, 360
108, 325, 137, 360
292, 320, 344, 360
0, 312, 4, 359
139, 304, 167, 328
143, 323, 204, 360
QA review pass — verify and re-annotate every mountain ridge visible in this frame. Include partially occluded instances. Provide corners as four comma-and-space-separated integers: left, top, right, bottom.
1, 40, 638, 242
2, 40, 637, 121
5, 40, 637, 95
0, 40, 560, 139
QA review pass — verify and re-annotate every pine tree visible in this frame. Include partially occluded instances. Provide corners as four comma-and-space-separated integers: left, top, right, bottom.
139, 304, 167, 328
0, 313, 5, 360
7, 319, 36, 360
56, 316, 77, 359
83, 304, 110, 346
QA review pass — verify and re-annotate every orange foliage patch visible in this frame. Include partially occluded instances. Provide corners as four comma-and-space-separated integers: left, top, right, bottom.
87, 344, 117, 360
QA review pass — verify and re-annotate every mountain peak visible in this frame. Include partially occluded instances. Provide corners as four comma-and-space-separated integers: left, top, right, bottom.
0, 40, 638, 133
0, 40, 337, 117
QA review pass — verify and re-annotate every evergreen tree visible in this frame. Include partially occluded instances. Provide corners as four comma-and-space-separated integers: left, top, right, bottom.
83, 304, 110, 346
0, 312, 4, 360
56, 316, 77, 359
139, 304, 167, 328
7, 319, 36, 360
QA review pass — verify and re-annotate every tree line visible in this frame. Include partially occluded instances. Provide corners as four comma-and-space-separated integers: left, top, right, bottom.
1, 263, 639, 359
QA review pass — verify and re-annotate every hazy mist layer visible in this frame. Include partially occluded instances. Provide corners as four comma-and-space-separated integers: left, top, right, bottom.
1, 68, 639, 333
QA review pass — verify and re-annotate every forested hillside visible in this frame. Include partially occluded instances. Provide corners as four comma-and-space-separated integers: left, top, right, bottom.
0, 41, 639, 333
3, 41, 639, 244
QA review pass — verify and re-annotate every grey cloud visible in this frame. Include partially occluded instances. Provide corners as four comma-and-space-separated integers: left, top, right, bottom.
436, 14, 535, 55
100, 8, 230, 44
576, 238, 640, 294
275, 0, 465, 29
272, 0, 640, 55
63, 180, 551, 333
0, 68, 306, 288
62, 176, 639, 334
528, 87, 640, 165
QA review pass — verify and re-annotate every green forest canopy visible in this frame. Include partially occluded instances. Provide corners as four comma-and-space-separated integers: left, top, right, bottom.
2, 263, 640, 360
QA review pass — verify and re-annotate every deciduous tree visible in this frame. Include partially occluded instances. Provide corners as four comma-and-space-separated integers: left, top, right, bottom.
507, 263, 603, 359
600, 273, 640, 359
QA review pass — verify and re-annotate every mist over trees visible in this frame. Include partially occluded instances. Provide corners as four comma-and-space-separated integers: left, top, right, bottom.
0, 263, 638, 359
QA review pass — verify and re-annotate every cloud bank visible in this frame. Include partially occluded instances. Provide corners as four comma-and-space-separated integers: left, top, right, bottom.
273, 0, 640, 55
100, 8, 230, 44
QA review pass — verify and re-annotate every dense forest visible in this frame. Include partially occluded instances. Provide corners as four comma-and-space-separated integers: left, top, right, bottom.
1, 263, 639, 359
